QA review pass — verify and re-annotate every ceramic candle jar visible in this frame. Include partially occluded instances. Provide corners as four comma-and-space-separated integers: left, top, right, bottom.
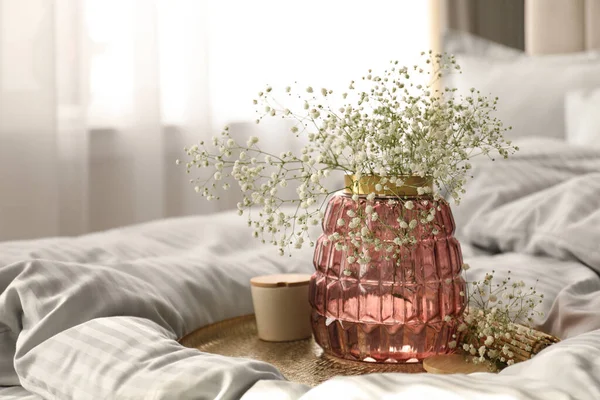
250, 273, 313, 342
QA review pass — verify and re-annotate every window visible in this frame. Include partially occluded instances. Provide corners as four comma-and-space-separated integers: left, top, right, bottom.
84, 0, 431, 128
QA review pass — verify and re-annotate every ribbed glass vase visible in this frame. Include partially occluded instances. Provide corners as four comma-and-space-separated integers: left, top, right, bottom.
309, 178, 466, 363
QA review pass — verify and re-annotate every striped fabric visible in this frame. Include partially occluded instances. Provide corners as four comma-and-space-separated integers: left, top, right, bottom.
0, 214, 314, 399
1, 137, 600, 399
456, 137, 600, 273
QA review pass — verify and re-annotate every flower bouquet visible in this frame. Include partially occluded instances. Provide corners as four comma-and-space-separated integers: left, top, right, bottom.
457, 268, 557, 371
181, 51, 519, 362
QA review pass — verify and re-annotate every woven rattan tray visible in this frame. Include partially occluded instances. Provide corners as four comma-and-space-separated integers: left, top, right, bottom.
178, 314, 425, 386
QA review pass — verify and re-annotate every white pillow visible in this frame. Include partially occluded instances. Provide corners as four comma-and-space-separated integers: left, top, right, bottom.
446, 53, 600, 140
565, 87, 600, 147
443, 31, 523, 59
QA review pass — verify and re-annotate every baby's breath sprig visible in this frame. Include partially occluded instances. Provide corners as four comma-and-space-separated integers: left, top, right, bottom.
456, 267, 546, 370
180, 51, 518, 256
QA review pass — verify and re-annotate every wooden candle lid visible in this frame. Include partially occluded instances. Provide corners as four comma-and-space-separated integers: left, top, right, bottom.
250, 274, 312, 288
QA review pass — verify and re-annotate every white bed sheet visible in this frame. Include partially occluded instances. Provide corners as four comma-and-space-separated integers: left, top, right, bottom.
1, 138, 600, 400
0, 216, 597, 400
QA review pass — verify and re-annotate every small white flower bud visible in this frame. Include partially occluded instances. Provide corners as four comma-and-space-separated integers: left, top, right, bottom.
246, 136, 259, 146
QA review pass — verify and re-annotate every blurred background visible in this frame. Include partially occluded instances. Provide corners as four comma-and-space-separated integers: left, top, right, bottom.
6, 0, 582, 241
0, 0, 441, 240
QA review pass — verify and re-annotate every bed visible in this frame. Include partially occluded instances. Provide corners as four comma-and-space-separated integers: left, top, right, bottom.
2, 2, 600, 399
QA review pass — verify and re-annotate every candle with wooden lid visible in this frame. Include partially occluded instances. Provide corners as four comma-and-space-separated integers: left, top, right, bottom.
250, 273, 313, 342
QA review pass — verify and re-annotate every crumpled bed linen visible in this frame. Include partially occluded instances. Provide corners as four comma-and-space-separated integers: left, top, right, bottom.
1, 137, 600, 399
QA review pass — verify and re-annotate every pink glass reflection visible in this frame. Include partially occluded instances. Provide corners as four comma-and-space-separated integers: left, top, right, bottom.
309, 192, 466, 363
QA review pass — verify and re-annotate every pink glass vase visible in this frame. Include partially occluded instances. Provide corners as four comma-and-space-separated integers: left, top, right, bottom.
309, 189, 466, 363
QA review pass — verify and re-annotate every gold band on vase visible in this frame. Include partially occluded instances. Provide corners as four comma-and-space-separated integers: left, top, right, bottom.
343, 175, 433, 197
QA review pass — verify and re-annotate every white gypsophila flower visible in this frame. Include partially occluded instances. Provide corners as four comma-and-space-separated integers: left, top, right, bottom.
458, 269, 545, 371
246, 136, 259, 146
182, 52, 516, 257
478, 346, 486, 357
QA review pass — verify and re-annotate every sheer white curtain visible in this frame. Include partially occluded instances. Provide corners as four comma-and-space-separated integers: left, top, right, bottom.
0, 0, 431, 240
